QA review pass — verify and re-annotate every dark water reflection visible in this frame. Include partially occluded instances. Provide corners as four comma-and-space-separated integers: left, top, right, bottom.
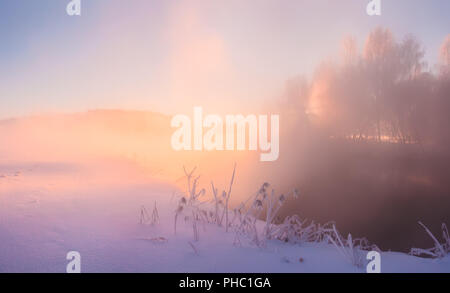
276, 141, 450, 253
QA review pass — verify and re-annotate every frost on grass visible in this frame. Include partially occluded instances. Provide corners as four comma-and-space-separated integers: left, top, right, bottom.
326, 225, 377, 268
168, 165, 381, 267
174, 166, 207, 241
232, 182, 319, 248
410, 222, 450, 259
139, 201, 159, 226
135, 165, 450, 269
136, 236, 168, 244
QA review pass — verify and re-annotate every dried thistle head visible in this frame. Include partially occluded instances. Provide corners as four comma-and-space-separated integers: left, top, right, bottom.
259, 182, 270, 194
254, 199, 263, 209
279, 194, 286, 204
180, 197, 187, 205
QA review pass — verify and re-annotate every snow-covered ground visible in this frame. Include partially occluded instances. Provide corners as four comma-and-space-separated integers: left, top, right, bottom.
0, 160, 449, 273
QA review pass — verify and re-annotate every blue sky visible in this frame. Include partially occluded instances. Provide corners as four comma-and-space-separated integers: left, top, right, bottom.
0, 0, 449, 119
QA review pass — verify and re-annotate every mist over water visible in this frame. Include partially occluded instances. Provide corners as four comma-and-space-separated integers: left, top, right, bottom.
256, 29, 450, 252
1, 28, 449, 253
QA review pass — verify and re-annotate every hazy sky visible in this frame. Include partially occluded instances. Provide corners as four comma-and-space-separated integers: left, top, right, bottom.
0, 0, 449, 119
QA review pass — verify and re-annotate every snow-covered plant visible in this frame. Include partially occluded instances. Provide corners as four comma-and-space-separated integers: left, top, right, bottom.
174, 166, 206, 241
233, 183, 302, 247
172, 164, 237, 242
136, 236, 168, 244
210, 163, 236, 231
151, 201, 159, 225
139, 205, 150, 225
233, 183, 269, 247
139, 201, 159, 226
410, 222, 450, 259
270, 216, 335, 244
228, 179, 380, 268
327, 224, 370, 268
263, 189, 304, 239
170, 166, 382, 269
